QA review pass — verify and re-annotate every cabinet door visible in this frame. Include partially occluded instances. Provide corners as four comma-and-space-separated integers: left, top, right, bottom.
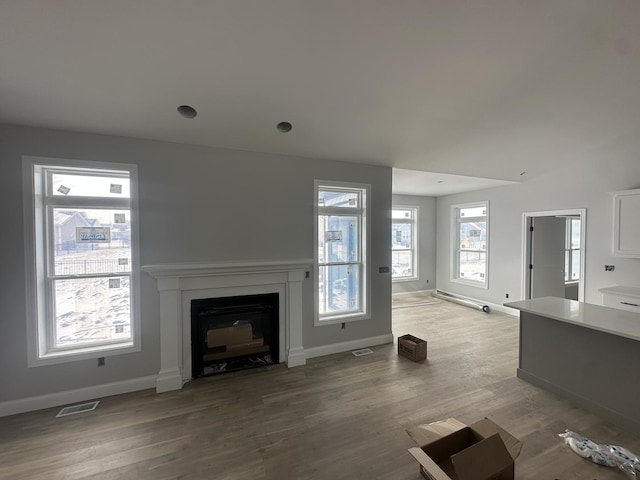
613, 190, 640, 257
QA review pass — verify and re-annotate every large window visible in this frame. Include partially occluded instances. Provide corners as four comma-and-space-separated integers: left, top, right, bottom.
315, 181, 369, 325
23, 157, 140, 366
453, 201, 488, 287
392, 207, 418, 281
565, 217, 581, 282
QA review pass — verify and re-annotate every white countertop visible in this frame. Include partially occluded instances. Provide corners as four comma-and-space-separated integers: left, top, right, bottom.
598, 285, 640, 299
505, 296, 640, 342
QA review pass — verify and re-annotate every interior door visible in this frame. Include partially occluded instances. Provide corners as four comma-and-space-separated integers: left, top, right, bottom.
529, 216, 566, 299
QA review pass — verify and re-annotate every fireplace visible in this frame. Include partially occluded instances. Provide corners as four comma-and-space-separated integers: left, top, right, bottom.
191, 293, 279, 377
142, 259, 312, 392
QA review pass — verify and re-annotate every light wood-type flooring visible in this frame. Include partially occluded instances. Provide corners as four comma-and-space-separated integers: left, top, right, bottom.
1, 294, 639, 479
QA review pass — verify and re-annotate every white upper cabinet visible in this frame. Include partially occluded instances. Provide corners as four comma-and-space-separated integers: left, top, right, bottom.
612, 189, 640, 257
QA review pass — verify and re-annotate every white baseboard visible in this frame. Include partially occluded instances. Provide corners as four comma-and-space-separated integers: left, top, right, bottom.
304, 333, 394, 361
0, 375, 157, 418
392, 289, 435, 297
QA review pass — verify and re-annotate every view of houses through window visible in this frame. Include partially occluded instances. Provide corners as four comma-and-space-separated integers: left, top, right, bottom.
453, 202, 488, 287
392, 207, 417, 280
26, 160, 138, 363
315, 182, 368, 323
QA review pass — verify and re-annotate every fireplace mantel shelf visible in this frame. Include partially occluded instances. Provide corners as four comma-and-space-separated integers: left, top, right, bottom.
142, 259, 314, 278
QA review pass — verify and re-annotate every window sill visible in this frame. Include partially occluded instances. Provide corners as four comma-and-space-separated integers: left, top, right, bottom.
392, 276, 419, 283
315, 312, 370, 327
451, 278, 488, 289
28, 341, 139, 367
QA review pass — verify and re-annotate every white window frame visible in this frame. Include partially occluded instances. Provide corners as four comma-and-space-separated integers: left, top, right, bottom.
22, 156, 141, 366
314, 180, 370, 326
392, 206, 419, 282
564, 217, 581, 284
451, 201, 489, 289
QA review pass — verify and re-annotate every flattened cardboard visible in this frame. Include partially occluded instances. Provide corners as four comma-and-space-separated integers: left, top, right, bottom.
206, 324, 253, 348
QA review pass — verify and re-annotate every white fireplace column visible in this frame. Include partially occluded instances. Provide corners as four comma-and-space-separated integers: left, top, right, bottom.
143, 260, 313, 393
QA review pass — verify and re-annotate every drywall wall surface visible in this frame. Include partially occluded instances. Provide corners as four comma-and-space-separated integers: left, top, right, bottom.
435, 147, 640, 307
391, 194, 436, 294
0, 123, 392, 403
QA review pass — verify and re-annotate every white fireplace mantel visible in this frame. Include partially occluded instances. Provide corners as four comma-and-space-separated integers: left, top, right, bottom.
143, 259, 313, 393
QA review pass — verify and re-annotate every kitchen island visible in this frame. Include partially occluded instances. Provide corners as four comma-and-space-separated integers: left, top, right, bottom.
505, 296, 640, 435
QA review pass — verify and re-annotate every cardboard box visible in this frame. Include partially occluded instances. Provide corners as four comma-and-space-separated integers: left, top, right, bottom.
398, 334, 427, 361
202, 338, 268, 361
408, 418, 522, 480
206, 324, 253, 348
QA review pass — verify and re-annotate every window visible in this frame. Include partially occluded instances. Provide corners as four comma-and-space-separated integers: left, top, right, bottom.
314, 181, 369, 325
452, 201, 488, 287
23, 157, 140, 366
392, 207, 418, 281
565, 217, 581, 282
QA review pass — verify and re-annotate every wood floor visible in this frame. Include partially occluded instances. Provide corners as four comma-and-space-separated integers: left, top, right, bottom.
2, 295, 639, 479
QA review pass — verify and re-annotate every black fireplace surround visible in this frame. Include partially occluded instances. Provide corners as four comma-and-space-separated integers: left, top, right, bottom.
191, 293, 279, 377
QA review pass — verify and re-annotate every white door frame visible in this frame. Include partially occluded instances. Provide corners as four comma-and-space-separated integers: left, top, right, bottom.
521, 209, 586, 302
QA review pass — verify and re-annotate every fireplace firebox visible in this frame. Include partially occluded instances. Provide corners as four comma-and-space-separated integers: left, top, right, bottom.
191, 293, 279, 377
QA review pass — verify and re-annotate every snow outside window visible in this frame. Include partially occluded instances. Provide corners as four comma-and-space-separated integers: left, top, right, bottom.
392, 207, 418, 281
314, 181, 369, 325
452, 201, 489, 288
23, 157, 141, 366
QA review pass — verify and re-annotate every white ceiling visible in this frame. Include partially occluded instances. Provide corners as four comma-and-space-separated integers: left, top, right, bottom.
2, 1, 640, 196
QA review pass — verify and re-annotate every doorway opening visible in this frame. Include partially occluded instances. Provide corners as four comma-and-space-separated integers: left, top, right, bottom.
522, 209, 586, 302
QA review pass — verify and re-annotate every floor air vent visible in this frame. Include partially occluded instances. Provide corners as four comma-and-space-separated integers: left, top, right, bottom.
56, 401, 100, 418
352, 348, 374, 357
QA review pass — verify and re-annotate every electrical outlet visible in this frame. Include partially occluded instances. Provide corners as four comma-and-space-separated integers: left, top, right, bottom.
505, 293, 509, 299
341, 322, 346, 329
605, 265, 615, 272
98, 357, 105, 366
378, 266, 390, 273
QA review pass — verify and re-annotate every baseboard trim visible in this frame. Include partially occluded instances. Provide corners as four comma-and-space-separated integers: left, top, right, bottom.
304, 333, 394, 361
392, 289, 435, 297
0, 375, 157, 418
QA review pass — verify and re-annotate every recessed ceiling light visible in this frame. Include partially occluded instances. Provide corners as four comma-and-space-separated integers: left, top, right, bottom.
177, 105, 197, 119
277, 121, 293, 133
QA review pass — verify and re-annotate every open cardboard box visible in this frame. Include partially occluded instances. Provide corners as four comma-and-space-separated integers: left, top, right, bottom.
407, 418, 522, 480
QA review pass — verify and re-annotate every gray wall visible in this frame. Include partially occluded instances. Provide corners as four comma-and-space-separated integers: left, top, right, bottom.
0, 123, 392, 403
391, 194, 436, 294
436, 148, 640, 307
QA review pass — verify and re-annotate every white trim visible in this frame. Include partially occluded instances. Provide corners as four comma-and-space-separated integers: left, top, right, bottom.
314, 180, 371, 327
392, 289, 435, 298
521, 208, 586, 302
304, 334, 393, 360
22, 156, 142, 367
450, 200, 489, 289
143, 259, 312, 392
391, 205, 419, 282
0, 375, 157, 418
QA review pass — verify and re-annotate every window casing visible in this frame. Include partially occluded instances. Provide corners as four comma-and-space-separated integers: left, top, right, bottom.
392, 207, 418, 281
314, 181, 369, 325
564, 217, 581, 283
23, 157, 141, 366
452, 201, 488, 288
